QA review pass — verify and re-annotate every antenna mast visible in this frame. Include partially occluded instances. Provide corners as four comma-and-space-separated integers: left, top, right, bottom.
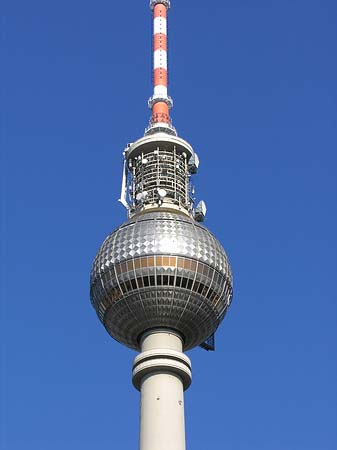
146, 0, 176, 135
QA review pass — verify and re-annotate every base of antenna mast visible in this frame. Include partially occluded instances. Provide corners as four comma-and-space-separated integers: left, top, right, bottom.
145, 121, 177, 136
148, 95, 173, 110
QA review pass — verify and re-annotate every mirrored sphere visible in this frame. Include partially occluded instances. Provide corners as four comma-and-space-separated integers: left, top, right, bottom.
90, 211, 233, 350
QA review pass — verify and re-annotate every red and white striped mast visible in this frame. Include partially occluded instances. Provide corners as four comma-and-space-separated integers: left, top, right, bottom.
146, 0, 176, 135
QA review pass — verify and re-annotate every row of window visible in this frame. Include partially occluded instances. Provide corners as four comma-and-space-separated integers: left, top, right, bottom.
93, 271, 232, 318
114, 255, 220, 276
113, 256, 228, 292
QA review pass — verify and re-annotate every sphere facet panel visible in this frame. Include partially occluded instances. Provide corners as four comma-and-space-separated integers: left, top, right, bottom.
90, 211, 233, 350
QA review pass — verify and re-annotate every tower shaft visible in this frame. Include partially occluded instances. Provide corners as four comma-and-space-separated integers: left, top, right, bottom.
132, 330, 192, 450
140, 373, 185, 450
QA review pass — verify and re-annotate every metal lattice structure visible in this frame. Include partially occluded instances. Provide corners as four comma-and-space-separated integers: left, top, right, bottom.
132, 148, 188, 208
123, 133, 195, 216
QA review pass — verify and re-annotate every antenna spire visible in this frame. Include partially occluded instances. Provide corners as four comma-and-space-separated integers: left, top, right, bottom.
146, 0, 176, 135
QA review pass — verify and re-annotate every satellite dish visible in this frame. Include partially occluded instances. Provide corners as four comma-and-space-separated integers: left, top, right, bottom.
136, 191, 148, 202
157, 188, 167, 199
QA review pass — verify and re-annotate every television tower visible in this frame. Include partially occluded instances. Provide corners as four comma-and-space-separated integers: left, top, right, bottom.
90, 1, 233, 449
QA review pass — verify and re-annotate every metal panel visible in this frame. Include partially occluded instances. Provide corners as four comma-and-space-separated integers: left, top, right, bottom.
90, 211, 233, 351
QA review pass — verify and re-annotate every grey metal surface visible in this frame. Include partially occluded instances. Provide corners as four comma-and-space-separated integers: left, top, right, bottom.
90, 211, 233, 351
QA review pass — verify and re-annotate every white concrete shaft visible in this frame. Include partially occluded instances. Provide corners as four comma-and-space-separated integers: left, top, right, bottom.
140, 372, 186, 450
141, 329, 183, 352
138, 330, 188, 450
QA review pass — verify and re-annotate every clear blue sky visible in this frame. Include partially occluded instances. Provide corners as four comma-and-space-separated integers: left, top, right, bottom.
2, 0, 336, 449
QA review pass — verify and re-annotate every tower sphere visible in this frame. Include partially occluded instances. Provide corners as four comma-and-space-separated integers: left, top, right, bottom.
90, 211, 233, 351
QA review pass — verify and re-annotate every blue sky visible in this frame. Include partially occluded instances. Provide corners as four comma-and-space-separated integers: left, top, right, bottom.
2, 0, 336, 449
